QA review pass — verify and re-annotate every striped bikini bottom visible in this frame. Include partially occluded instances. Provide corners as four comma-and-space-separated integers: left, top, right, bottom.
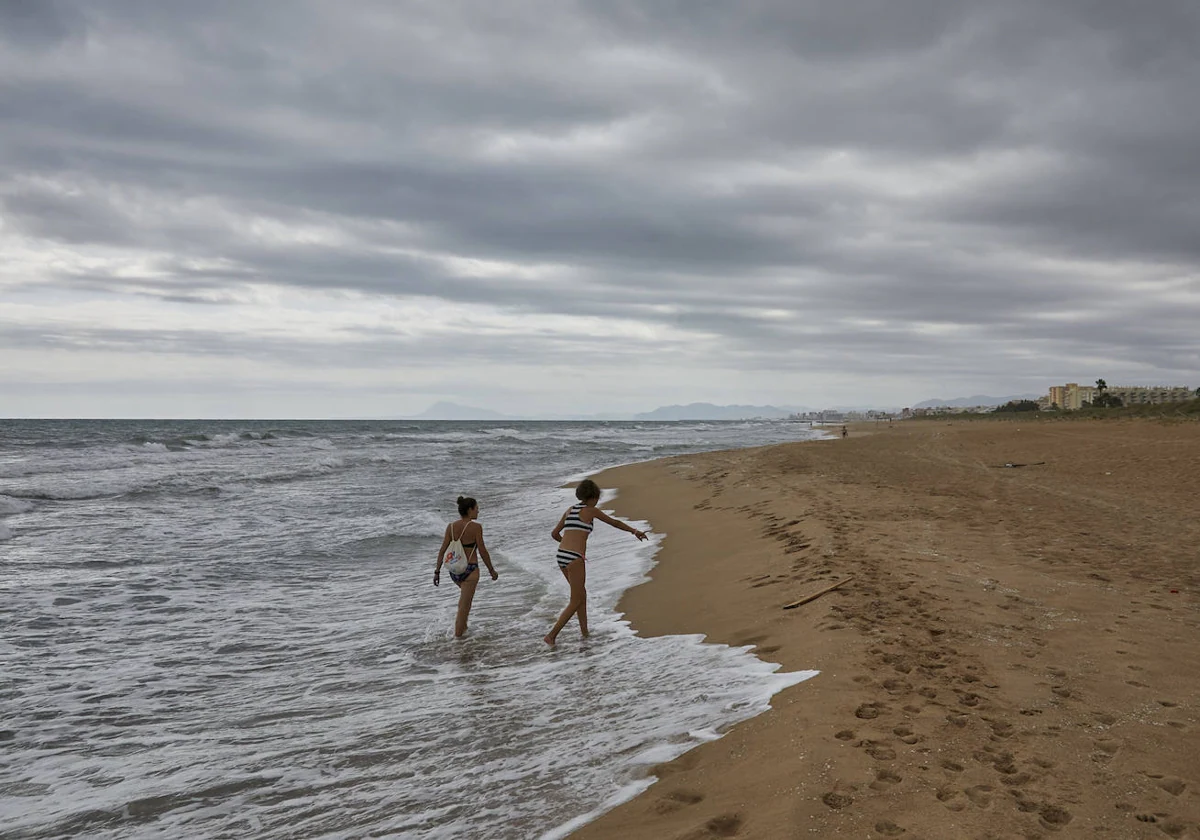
555, 548, 585, 570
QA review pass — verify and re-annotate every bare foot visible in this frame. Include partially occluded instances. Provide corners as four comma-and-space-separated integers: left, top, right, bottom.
544, 635, 556, 646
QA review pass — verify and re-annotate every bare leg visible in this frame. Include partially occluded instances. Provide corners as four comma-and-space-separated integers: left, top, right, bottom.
454, 571, 479, 638
577, 589, 588, 638
544, 560, 586, 645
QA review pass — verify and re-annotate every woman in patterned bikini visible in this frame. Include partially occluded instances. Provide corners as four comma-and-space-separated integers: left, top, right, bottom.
543, 479, 647, 646
434, 496, 498, 638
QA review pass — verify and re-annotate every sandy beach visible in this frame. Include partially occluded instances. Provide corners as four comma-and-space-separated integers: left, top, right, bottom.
573, 419, 1200, 839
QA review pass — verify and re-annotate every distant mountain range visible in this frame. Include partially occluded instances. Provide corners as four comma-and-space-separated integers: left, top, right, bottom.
406, 401, 515, 420
404, 401, 810, 421
913, 394, 1041, 409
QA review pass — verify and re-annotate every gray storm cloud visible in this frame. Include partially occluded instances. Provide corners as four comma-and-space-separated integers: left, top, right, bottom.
1, 0, 1198, 415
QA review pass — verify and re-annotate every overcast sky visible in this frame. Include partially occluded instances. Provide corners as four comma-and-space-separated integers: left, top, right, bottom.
2, 1, 1198, 417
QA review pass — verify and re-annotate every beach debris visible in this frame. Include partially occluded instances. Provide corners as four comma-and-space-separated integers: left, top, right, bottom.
992, 461, 1046, 468
783, 576, 855, 610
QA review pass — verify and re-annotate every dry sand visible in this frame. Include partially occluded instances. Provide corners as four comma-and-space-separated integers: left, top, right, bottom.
571, 419, 1200, 840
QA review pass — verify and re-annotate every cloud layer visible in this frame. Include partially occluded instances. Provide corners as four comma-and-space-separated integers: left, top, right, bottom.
2, 0, 1198, 416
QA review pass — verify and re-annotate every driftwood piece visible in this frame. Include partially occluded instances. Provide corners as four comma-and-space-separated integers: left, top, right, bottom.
782, 576, 855, 610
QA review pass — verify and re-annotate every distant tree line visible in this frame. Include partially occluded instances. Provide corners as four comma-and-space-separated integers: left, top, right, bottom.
994, 399, 1040, 413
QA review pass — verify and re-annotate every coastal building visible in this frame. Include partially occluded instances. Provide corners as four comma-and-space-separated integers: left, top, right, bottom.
910, 405, 995, 416
1106, 386, 1192, 405
1045, 382, 1192, 409
1046, 383, 1096, 410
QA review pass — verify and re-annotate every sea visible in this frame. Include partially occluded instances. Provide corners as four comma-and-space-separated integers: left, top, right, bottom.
0, 419, 823, 839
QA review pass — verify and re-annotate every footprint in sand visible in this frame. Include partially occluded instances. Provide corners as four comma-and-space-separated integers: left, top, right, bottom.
870, 769, 902, 791
965, 785, 994, 808
654, 790, 705, 814
1090, 738, 1121, 765
874, 820, 906, 836
864, 742, 898, 761
1150, 776, 1187, 797
936, 786, 965, 811
855, 702, 885, 720
680, 813, 743, 838
821, 792, 853, 810
1038, 804, 1073, 830
987, 718, 1015, 739
1011, 792, 1041, 813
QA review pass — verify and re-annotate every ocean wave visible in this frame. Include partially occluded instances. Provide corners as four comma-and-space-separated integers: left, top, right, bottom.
263, 427, 318, 438
0, 494, 35, 515
0, 522, 11, 540
2, 488, 115, 502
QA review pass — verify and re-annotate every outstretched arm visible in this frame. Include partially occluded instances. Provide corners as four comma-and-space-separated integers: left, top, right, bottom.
592, 509, 648, 541
433, 525, 451, 586
550, 510, 568, 543
476, 525, 498, 580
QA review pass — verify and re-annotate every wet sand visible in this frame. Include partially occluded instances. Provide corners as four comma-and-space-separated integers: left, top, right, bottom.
573, 419, 1200, 839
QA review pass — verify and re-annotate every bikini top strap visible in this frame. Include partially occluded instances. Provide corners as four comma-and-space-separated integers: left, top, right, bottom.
454, 518, 477, 558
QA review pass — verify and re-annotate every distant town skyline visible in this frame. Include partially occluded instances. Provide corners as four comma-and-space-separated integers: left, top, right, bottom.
3, 2, 1199, 418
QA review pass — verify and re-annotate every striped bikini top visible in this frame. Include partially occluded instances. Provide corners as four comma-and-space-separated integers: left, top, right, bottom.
562, 503, 593, 533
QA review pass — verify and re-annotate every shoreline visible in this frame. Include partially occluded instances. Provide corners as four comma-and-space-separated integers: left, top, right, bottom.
571, 419, 1200, 839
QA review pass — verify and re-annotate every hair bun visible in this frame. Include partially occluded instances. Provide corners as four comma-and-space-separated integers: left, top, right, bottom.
456, 495, 466, 505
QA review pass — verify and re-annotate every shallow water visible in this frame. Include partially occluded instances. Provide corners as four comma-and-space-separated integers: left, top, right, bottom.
0, 419, 820, 838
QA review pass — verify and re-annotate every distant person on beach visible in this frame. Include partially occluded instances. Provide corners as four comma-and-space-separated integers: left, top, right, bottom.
841, 425, 848, 438
544, 479, 647, 646
434, 496, 498, 638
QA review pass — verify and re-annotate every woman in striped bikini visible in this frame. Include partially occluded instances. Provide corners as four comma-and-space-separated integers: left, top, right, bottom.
544, 479, 647, 646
